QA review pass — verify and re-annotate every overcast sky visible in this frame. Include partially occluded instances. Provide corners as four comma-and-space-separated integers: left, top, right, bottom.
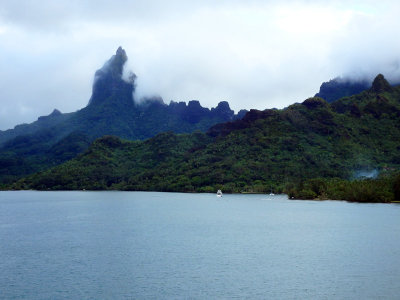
1, 0, 400, 130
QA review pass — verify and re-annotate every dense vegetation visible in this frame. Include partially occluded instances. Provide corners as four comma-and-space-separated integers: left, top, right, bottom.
0, 109, 73, 147
286, 173, 400, 203
0, 131, 91, 184
9, 74, 400, 202
0, 47, 244, 183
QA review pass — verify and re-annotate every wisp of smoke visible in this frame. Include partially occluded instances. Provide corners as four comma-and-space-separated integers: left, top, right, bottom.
353, 169, 379, 179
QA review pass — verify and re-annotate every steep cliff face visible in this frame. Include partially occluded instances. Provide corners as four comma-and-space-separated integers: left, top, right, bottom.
370, 74, 392, 93
14, 75, 400, 193
88, 47, 136, 108
0, 47, 245, 183
315, 77, 370, 102
70, 47, 243, 139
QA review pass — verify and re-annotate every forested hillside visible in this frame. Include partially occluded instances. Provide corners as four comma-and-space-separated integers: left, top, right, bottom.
11, 74, 400, 202
0, 47, 244, 183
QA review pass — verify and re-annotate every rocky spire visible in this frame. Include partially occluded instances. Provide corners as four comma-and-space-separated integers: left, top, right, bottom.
107, 46, 128, 77
370, 74, 392, 93
211, 101, 234, 120
88, 47, 136, 107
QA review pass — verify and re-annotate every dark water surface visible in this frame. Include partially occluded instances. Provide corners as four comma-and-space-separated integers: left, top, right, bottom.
1, 191, 400, 299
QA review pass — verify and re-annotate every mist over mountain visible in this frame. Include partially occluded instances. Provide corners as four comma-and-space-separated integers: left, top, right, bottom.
88, 47, 135, 108
0, 47, 245, 183
315, 77, 370, 103
12, 74, 400, 194
315, 75, 400, 103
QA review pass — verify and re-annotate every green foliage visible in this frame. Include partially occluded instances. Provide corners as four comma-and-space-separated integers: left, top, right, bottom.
286, 173, 399, 202
7, 80, 400, 202
0, 98, 238, 182
0, 48, 239, 183
0, 131, 91, 184
0, 109, 72, 146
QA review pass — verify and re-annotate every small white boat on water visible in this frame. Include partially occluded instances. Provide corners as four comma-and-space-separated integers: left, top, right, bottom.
269, 188, 275, 196
217, 190, 223, 197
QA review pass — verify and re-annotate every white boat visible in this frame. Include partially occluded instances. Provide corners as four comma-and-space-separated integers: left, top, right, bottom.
217, 190, 223, 197
269, 188, 274, 196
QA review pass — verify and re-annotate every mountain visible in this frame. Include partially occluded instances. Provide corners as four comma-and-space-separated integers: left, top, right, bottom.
370, 73, 393, 93
315, 75, 400, 103
0, 109, 73, 146
315, 77, 370, 102
12, 74, 400, 196
0, 47, 245, 183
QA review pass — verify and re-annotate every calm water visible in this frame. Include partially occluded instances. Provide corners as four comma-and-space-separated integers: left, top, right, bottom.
1, 192, 400, 299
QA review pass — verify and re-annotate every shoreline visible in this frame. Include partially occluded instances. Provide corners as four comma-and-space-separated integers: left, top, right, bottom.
1, 189, 399, 204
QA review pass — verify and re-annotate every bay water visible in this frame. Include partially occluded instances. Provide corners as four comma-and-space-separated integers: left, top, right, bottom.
1, 191, 400, 299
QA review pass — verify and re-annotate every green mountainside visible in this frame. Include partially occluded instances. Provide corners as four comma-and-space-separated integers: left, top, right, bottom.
11, 74, 400, 201
0, 47, 244, 183
0, 109, 73, 146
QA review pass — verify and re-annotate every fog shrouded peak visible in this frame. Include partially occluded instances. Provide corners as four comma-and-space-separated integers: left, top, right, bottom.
315, 77, 370, 103
100, 46, 127, 77
314, 72, 400, 103
370, 74, 392, 94
2, 0, 400, 131
88, 47, 136, 107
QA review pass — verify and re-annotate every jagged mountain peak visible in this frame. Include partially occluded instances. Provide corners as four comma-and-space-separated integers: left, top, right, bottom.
215, 101, 230, 110
50, 109, 62, 116
370, 74, 392, 93
99, 46, 128, 77
110, 46, 128, 76
116, 46, 127, 58
88, 47, 135, 107
211, 101, 234, 119
37, 108, 63, 121
315, 77, 370, 103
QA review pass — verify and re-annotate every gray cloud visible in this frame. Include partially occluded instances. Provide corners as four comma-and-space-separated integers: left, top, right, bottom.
0, 0, 399, 130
